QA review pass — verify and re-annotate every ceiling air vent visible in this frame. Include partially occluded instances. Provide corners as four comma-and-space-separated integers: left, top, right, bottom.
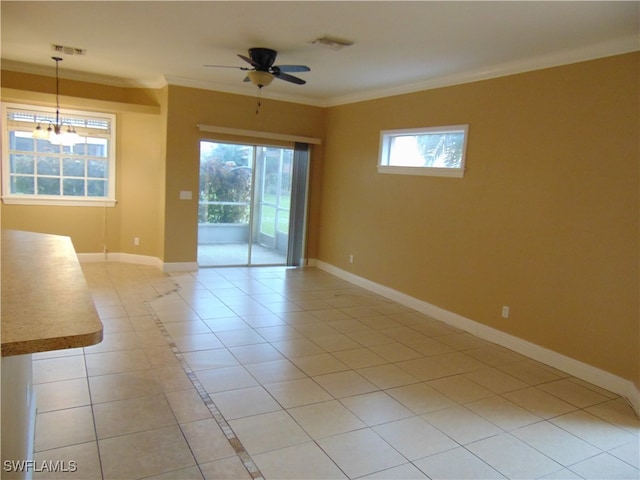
309, 36, 354, 51
51, 44, 86, 56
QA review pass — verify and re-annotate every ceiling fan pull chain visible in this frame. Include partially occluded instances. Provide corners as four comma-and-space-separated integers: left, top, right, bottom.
256, 87, 262, 115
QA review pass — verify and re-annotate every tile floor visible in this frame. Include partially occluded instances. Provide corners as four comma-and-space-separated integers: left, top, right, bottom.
31, 262, 639, 479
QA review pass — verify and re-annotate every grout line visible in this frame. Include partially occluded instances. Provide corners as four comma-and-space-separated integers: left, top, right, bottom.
144, 281, 265, 480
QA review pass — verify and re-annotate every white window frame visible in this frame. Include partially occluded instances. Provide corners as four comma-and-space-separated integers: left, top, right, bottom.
378, 124, 469, 178
2, 102, 117, 207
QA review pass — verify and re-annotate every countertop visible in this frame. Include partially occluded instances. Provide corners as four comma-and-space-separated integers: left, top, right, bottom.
1, 230, 103, 356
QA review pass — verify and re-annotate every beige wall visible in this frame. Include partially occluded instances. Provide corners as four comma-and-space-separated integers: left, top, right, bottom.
162, 85, 324, 263
319, 53, 639, 385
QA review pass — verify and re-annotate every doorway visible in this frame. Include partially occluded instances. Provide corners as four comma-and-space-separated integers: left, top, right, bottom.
198, 141, 307, 267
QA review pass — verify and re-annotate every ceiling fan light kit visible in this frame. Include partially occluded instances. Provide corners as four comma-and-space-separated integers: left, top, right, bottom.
206, 47, 310, 89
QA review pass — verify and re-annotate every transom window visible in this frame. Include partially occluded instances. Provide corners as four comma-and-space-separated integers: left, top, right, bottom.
2, 103, 116, 206
378, 125, 468, 178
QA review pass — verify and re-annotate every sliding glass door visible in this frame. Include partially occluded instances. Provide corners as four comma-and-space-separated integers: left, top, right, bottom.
198, 141, 306, 267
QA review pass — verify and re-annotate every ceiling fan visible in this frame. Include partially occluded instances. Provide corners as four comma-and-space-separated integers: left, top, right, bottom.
205, 48, 310, 88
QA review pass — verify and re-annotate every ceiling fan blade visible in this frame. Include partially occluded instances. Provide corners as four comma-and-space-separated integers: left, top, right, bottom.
238, 54, 259, 67
273, 71, 306, 85
204, 64, 251, 70
274, 65, 310, 73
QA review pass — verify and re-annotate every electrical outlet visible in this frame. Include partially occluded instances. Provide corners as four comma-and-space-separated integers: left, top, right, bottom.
134, 237, 140, 246
501, 305, 510, 318
349, 254, 354, 264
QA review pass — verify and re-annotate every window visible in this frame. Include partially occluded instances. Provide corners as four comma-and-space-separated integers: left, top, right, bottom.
378, 124, 468, 177
2, 103, 116, 206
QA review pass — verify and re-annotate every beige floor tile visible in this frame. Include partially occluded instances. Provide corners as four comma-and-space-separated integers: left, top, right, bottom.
396, 357, 455, 382
373, 416, 458, 460
195, 365, 258, 394
215, 328, 267, 347
511, 421, 601, 466
423, 406, 503, 445
88, 369, 163, 403
129, 314, 160, 331
229, 410, 311, 455
340, 391, 413, 426
228, 343, 286, 364
93, 394, 176, 439
503, 386, 577, 419
402, 336, 455, 356
465, 396, 541, 431
538, 379, 611, 408
173, 333, 224, 352
462, 367, 528, 394
370, 342, 422, 362
362, 463, 429, 479
288, 400, 366, 439
210, 386, 282, 420
608, 441, 640, 469
254, 442, 348, 479
244, 359, 307, 384
101, 315, 134, 334
347, 329, 395, 347
84, 331, 142, 354
264, 377, 332, 408
310, 333, 362, 352
151, 365, 195, 391
143, 345, 182, 368
427, 351, 486, 376
182, 349, 239, 371
33, 356, 87, 384
136, 327, 170, 348
163, 320, 212, 337
290, 352, 349, 376
317, 428, 406, 478
271, 338, 325, 358
199, 456, 252, 480
466, 433, 563, 479
35, 406, 96, 452
85, 349, 150, 376
550, 410, 638, 450
497, 359, 564, 385
569, 453, 640, 480
313, 370, 378, 398
464, 345, 526, 367
180, 418, 237, 464
143, 465, 204, 479
427, 375, 495, 403
99, 425, 195, 479
585, 398, 640, 434
386, 382, 457, 414
413, 447, 506, 479
434, 332, 488, 351
34, 378, 90, 412
332, 348, 388, 369
357, 363, 420, 389
165, 388, 212, 423
33, 441, 102, 480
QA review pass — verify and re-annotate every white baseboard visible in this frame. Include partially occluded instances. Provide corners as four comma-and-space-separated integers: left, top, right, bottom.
314, 260, 640, 417
76, 252, 197, 273
162, 261, 199, 273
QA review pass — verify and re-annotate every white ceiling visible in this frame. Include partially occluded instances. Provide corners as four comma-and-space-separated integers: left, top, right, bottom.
1, 1, 638, 106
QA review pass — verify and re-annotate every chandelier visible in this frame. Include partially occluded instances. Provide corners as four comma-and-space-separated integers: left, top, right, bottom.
32, 56, 80, 146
